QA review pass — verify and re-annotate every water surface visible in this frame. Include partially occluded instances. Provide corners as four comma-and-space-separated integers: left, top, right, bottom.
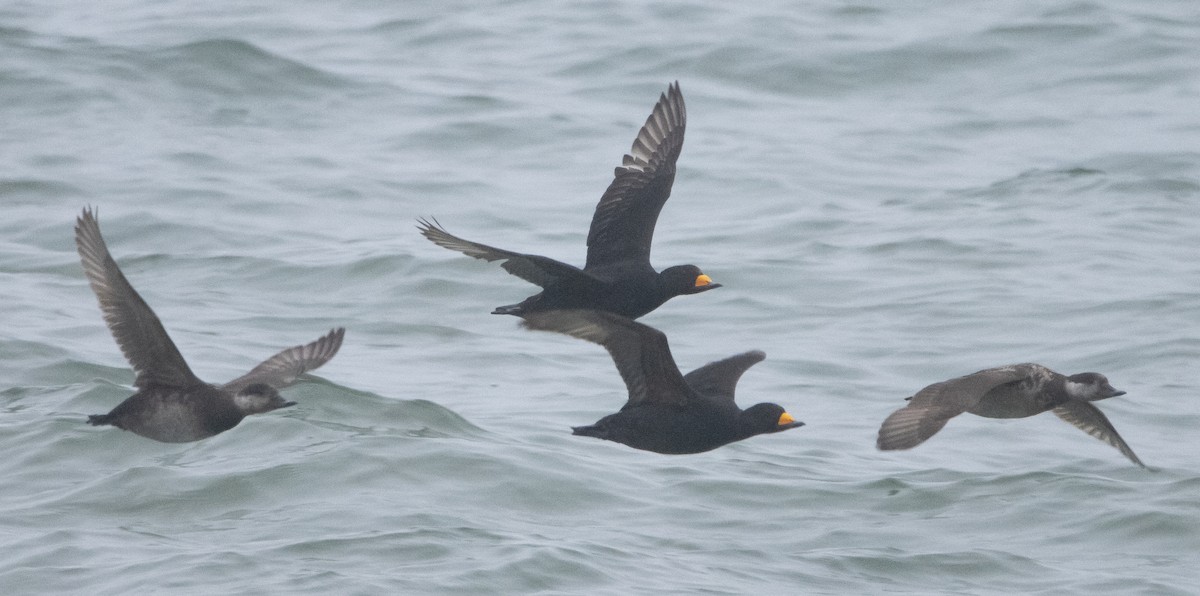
2, 1, 1198, 594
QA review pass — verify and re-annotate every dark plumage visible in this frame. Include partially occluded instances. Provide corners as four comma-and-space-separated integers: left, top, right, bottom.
75, 207, 344, 442
522, 310, 802, 454
418, 82, 720, 319
876, 363, 1144, 467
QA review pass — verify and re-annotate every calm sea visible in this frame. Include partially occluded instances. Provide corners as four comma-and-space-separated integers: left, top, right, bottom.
2, 1, 1198, 594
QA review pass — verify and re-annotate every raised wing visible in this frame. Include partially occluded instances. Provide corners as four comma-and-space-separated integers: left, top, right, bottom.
418, 218, 602, 289
1052, 400, 1146, 468
223, 327, 345, 393
522, 309, 693, 408
584, 82, 686, 269
877, 364, 1036, 450
75, 207, 200, 388
682, 350, 765, 404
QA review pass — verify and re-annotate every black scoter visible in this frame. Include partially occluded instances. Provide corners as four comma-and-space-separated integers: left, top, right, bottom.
419, 81, 720, 319
522, 309, 802, 454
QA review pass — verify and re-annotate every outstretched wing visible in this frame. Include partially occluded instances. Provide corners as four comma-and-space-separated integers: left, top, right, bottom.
1052, 400, 1146, 468
907, 364, 1037, 408
222, 327, 345, 393
522, 309, 693, 408
877, 364, 1035, 450
75, 207, 200, 388
418, 218, 602, 289
875, 405, 957, 451
585, 82, 686, 269
682, 350, 765, 404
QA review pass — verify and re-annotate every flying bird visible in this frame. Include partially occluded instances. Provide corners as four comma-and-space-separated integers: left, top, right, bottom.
877, 363, 1144, 467
75, 207, 344, 442
419, 81, 720, 319
522, 309, 802, 454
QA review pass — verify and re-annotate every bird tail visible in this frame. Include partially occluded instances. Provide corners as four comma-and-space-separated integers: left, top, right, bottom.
491, 303, 524, 316
87, 414, 113, 427
571, 425, 606, 439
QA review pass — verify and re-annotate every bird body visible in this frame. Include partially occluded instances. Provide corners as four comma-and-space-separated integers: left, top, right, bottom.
573, 398, 792, 455
88, 383, 243, 443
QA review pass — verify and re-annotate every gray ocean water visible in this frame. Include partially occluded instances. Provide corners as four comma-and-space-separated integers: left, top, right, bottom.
2, 1, 1198, 593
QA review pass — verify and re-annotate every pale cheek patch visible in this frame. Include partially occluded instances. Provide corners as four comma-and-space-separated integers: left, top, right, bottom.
1064, 381, 1092, 399
234, 393, 269, 411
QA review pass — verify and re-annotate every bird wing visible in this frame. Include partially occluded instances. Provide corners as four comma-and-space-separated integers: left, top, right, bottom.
222, 328, 345, 393
682, 350, 766, 404
584, 82, 686, 269
1052, 400, 1146, 468
877, 364, 1035, 450
906, 364, 1037, 408
74, 207, 201, 389
521, 309, 694, 408
418, 218, 603, 289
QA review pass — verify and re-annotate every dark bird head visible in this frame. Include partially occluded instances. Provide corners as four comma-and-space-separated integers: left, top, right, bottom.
660, 264, 721, 296
1065, 372, 1126, 401
739, 403, 804, 438
233, 383, 296, 414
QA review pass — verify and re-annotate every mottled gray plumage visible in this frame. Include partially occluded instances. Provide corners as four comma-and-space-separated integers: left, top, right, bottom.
75, 207, 344, 442
877, 363, 1144, 467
